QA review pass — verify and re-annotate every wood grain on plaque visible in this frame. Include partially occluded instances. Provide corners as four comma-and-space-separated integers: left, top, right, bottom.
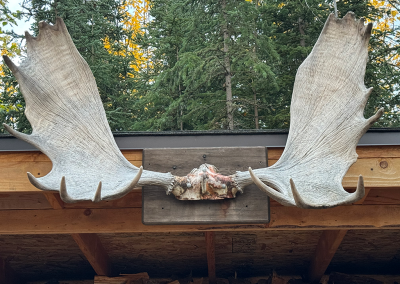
142, 147, 270, 225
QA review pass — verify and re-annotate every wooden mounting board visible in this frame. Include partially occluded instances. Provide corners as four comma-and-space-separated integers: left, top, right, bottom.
142, 147, 270, 225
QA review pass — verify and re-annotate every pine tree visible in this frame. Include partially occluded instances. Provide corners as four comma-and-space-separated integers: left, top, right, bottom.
134, 0, 279, 130
265, 0, 400, 128
2, 0, 140, 132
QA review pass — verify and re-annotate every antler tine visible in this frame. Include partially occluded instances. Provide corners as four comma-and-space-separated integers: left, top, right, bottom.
367, 107, 384, 125
27, 172, 52, 191
289, 178, 312, 209
344, 175, 365, 204
2, 55, 18, 74
24, 31, 35, 42
3, 124, 38, 148
93, 182, 102, 202
60, 177, 77, 203
249, 167, 294, 206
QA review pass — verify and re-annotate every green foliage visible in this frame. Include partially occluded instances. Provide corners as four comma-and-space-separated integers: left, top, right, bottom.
133, 0, 280, 130
1, 0, 400, 132
0, 0, 139, 133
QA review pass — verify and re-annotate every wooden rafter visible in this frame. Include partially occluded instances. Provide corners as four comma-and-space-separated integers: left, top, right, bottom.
205, 231, 216, 284
307, 230, 348, 283
1, 205, 400, 234
307, 189, 371, 282
44, 192, 113, 276
71, 233, 112, 276
43, 192, 64, 209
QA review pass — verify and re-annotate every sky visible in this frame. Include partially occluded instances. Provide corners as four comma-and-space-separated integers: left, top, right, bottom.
5, 0, 33, 35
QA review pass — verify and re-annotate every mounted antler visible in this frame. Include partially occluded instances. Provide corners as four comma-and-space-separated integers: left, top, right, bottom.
234, 12, 383, 208
3, 13, 383, 207
3, 18, 238, 202
2, 18, 176, 202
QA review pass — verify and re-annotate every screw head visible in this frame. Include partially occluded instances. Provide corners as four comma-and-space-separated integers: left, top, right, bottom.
172, 166, 177, 170
203, 154, 206, 158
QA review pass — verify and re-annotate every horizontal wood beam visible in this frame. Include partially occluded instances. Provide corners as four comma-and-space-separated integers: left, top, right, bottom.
3, 188, 400, 210
268, 157, 400, 188
0, 150, 142, 193
1, 146, 400, 193
1, 205, 400, 234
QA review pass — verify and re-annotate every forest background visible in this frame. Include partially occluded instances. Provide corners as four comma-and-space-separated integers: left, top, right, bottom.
0, 0, 400, 132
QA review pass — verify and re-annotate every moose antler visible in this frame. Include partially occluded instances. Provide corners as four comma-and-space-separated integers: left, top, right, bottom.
234, 12, 383, 208
3, 13, 383, 207
3, 18, 239, 202
2, 18, 177, 202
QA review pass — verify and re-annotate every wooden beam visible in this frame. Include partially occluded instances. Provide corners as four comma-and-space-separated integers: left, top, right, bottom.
0, 150, 142, 193
43, 192, 64, 209
205, 232, 216, 284
267, 146, 400, 160
1, 146, 400, 192
268, 158, 400, 188
1, 205, 400, 234
71, 233, 112, 276
307, 189, 371, 283
0, 257, 22, 284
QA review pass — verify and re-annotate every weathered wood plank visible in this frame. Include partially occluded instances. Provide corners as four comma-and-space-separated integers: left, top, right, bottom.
143, 147, 269, 224
2, 205, 400, 234
205, 232, 216, 284
71, 233, 112, 276
0, 150, 142, 192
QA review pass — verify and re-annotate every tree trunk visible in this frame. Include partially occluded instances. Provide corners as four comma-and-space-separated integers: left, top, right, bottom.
222, 0, 234, 130
298, 17, 305, 47
253, 0, 259, 129
177, 47, 183, 131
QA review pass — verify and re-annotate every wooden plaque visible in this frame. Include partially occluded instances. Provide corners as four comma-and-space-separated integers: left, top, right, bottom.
142, 147, 270, 225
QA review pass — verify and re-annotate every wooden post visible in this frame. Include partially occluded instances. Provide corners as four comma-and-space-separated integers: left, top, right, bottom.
205, 231, 216, 284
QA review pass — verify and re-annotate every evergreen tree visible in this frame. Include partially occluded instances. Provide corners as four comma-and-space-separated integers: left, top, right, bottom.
1, 0, 140, 132
264, 0, 400, 127
133, 0, 279, 130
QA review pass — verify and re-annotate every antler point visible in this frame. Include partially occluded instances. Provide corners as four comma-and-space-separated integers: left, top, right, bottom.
93, 181, 102, 202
